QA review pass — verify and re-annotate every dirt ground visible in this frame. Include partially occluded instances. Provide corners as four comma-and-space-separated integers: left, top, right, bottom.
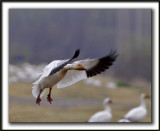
9, 76, 151, 122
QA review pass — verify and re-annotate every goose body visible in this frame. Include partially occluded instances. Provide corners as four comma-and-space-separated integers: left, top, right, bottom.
32, 49, 117, 105
88, 98, 112, 122
122, 93, 150, 122
118, 119, 130, 122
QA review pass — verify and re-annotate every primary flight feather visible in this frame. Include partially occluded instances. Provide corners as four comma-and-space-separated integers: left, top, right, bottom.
32, 49, 118, 105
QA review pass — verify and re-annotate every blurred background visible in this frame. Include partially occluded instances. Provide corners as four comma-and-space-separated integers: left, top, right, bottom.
9, 9, 151, 122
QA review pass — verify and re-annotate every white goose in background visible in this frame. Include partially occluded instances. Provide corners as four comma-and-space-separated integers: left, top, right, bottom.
88, 98, 112, 122
32, 49, 118, 105
118, 93, 150, 122
118, 119, 130, 122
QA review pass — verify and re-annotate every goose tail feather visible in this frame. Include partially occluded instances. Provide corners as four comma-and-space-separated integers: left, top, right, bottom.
32, 85, 46, 98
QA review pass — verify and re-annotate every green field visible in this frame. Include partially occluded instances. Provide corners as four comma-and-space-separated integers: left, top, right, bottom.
9, 76, 151, 122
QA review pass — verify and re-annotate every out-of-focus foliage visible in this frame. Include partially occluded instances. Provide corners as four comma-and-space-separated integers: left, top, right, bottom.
9, 9, 151, 82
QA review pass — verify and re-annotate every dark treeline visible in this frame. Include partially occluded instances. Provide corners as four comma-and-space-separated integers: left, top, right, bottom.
9, 9, 151, 82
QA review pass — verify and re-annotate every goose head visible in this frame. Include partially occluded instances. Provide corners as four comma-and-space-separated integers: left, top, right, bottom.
103, 97, 112, 105
141, 93, 150, 99
103, 97, 112, 112
140, 93, 150, 107
71, 63, 86, 70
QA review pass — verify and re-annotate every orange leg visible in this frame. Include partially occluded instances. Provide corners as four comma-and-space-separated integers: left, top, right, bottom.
36, 89, 42, 105
47, 87, 53, 104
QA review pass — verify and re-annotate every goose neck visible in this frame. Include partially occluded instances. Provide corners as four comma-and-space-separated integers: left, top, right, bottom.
140, 97, 146, 107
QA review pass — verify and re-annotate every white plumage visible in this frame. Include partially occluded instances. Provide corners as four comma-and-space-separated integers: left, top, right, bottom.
118, 119, 130, 122
88, 98, 112, 122
57, 70, 87, 88
121, 93, 150, 122
32, 49, 117, 105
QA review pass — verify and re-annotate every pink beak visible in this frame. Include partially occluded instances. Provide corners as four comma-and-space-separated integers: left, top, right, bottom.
82, 66, 86, 70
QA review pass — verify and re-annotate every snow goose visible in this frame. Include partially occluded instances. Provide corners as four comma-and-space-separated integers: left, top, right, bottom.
88, 98, 112, 122
32, 49, 117, 105
118, 119, 130, 122
121, 93, 150, 122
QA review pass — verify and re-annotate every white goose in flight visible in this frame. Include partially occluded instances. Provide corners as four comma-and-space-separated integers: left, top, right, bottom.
120, 93, 150, 122
88, 97, 112, 122
32, 49, 118, 105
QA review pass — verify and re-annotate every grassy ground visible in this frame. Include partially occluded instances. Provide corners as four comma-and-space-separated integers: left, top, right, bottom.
9, 76, 151, 122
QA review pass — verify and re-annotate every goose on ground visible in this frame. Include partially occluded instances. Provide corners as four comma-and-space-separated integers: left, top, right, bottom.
32, 49, 118, 105
120, 93, 150, 122
118, 118, 130, 122
88, 98, 112, 122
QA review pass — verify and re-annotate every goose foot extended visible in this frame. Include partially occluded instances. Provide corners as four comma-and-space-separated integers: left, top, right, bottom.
36, 97, 41, 105
47, 95, 53, 104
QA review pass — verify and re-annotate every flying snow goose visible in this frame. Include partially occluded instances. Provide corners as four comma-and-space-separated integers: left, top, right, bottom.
32, 49, 118, 105
120, 93, 150, 122
88, 98, 112, 122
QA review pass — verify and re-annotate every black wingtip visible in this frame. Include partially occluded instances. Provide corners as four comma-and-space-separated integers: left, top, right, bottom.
108, 50, 118, 60
72, 49, 80, 59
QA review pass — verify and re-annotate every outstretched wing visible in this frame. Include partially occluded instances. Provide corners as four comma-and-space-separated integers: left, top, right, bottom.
49, 49, 80, 75
33, 60, 68, 85
57, 51, 118, 88
33, 49, 80, 85
84, 50, 118, 77
57, 70, 87, 88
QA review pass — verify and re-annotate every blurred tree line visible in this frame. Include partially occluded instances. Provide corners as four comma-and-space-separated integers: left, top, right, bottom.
9, 9, 151, 82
